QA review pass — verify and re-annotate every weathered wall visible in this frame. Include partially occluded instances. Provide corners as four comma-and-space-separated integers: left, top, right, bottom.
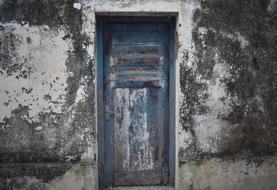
0, 0, 277, 190
0, 0, 97, 189
177, 0, 277, 189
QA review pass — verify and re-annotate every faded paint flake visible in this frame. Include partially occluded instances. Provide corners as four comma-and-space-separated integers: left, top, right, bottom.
0, 0, 277, 189
193, 51, 240, 152
73, 3, 82, 10
114, 88, 154, 171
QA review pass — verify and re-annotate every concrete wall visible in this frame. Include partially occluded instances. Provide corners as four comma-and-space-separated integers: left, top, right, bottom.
0, 0, 277, 189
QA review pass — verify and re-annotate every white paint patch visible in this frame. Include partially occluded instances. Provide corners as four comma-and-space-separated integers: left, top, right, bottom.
198, 27, 208, 51
81, 146, 94, 162
94, 0, 178, 13
178, 1, 200, 52
178, 127, 194, 150
193, 115, 231, 153
193, 50, 240, 153
0, 23, 73, 123
177, 0, 201, 153
0, 21, 30, 29
219, 30, 249, 48
74, 76, 88, 104
35, 126, 43, 131
73, 3, 82, 10
198, 27, 208, 35
268, 0, 277, 11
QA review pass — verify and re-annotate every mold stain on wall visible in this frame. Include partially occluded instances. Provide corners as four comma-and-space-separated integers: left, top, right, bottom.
0, 0, 277, 189
177, 0, 277, 189
0, 0, 97, 188
178, 0, 277, 160
0, 24, 72, 123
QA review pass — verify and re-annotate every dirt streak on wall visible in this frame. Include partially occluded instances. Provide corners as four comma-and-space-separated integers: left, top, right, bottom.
0, 0, 277, 189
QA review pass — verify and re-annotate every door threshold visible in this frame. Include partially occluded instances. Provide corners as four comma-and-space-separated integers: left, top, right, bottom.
111, 186, 175, 190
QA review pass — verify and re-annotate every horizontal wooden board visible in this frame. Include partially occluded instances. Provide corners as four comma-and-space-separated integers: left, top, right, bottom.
114, 170, 162, 186
111, 45, 161, 66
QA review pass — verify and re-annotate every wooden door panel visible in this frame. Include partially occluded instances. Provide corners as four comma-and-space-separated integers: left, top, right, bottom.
113, 88, 161, 172
114, 170, 161, 186
112, 32, 161, 44
111, 44, 161, 66
102, 21, 170, 188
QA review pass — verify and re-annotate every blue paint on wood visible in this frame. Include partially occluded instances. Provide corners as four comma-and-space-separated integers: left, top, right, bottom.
168, 17, 176, 186
97, 16, 176, 189
96, 17, 105, 190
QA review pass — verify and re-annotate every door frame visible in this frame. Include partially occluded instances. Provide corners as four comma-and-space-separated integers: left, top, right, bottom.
96, 16, 176, 189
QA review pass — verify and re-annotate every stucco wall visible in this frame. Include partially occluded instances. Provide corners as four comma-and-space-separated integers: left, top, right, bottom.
0, 0, 277, 190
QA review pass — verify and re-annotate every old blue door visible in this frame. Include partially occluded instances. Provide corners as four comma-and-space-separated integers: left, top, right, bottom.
98, 17, 174, 189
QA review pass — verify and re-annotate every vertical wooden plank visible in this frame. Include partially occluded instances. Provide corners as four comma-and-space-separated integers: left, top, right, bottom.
113, 88, 131, 171
114, 88, 160, 172
103, 28, 114, 188
127, 88, 154, 171
96, 17, 104, 190
168, 16, 176, 186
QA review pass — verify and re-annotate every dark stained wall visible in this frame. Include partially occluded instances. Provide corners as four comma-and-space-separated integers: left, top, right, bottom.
179, 0, 277, 160
0, 0, 277, 189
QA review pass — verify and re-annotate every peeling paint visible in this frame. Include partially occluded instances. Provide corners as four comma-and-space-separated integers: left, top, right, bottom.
218, 30, 249, 49
0, 0, 277, 189
0, 24, 73, 123
73, 3, 82, 10
74, 76, 89, 104
114, 88, 154, 171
